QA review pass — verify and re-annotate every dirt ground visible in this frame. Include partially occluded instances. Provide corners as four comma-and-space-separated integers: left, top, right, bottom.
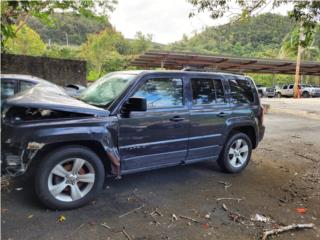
1, 98, 320, 240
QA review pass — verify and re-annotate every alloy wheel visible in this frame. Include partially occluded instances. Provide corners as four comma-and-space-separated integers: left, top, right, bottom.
48, 158, 95, 202
228, 139, 249, 168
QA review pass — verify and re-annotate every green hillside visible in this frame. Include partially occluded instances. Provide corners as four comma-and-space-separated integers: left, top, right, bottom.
27, 13, 112, 45
168, 13, 295, 58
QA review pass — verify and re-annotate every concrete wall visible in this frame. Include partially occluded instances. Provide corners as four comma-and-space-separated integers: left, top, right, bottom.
1, 53, 87, 86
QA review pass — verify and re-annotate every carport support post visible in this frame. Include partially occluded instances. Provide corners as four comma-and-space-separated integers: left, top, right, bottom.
294, 22, 304, 98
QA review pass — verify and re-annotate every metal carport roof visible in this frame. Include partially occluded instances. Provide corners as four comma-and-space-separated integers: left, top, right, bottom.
130, 51, 320, 76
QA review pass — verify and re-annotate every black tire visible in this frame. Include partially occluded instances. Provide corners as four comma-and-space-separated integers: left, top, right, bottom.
35, 146, 105, 210
276, 92, 282, 98
218, 132, 252, 173
302, 91, 310, 98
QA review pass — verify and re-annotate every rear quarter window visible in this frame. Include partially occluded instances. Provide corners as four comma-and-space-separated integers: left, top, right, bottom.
228, 78, 254, 104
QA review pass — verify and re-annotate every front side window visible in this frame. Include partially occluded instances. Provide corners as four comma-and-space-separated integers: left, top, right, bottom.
229, 79, 254, 104
191, 78, 225, 105
1, 79, 16, 99
134, 78, 183, 109
79, 73, 137, 106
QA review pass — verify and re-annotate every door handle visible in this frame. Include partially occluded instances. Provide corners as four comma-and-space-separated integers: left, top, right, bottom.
169, 116, 185, 122
217, 112, 230, 117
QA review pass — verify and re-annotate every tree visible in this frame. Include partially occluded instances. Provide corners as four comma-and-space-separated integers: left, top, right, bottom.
1, 0, 117, 48
280, 25, 320, 61
80, 28, 130, 78
4, 24, 46, 55
188, 0, 320, 45
130, 31, 153, 54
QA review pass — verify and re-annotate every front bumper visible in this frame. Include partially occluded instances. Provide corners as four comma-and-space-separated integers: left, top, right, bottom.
1, 142, 26, 176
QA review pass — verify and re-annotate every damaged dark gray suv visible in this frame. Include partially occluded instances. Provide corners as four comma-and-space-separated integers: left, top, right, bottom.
2, 70, 265, 209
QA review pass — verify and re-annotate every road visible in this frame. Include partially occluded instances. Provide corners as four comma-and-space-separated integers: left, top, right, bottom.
2, 99, 320, 240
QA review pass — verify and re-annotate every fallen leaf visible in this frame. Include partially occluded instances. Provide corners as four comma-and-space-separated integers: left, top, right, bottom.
202, 223, 209, 229
57, 215, 66, 222
27, 214, 33, 219
296, 208, 307, 214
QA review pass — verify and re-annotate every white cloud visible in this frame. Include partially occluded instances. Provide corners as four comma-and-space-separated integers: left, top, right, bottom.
109, 0, 293, 44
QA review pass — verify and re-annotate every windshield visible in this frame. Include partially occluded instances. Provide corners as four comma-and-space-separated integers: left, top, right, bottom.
79, 73, 137, 106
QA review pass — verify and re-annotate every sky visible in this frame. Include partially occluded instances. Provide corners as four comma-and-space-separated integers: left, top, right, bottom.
109, 0, 293, 44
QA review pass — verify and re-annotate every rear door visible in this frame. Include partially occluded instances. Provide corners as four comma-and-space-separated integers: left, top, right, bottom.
186, 75, 230, 162
118, 74, 190, 172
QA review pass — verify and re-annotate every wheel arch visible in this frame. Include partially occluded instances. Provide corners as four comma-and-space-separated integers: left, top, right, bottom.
27, 140, 112, 176
225, 125, 257, 149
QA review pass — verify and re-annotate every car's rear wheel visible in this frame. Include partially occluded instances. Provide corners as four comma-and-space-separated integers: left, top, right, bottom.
276, 92, 282, 98
35, 146, 105, 210
218, 132, 252, 173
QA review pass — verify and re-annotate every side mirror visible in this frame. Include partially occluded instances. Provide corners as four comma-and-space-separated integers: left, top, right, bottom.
122, 97, 147, 112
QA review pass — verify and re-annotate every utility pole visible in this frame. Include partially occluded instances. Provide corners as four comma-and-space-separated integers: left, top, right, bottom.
294, 22, 305, 98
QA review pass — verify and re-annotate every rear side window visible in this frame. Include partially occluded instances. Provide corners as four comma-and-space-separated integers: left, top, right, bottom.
134, 78, 184, 109
191, 78, 225, 105
228, 79, 254, 104
20, 81, 35, 92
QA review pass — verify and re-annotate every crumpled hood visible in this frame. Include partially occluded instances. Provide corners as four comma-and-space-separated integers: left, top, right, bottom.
4, 83, 109, 117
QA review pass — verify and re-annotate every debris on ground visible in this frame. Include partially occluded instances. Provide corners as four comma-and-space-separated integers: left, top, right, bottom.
57, 215, 66, 222
180, 215, 200, 223
221, 204, 250, 225
118, 205, 144, 218
216, 197, 243, 203
262, 223, 315, 240
27, 214, 33, 219
171, 214, 178, 221
150, 208, 163, 217
122, 227, 133, 240
296, 207, 307, 214
101, 223, 112, 229
218, 181, 232, 190
250, 214, 273, 223
15, 187, 23, 191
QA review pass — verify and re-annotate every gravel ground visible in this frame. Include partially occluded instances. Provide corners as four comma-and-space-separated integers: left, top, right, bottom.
1, 98, 320, 240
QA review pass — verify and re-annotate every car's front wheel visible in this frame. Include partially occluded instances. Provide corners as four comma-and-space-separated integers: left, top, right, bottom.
302, 91, 310, 98
35, 146, 105, 210
218, 132, 252, 173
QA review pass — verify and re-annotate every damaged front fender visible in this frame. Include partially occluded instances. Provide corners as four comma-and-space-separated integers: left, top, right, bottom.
1, 116, 121, 177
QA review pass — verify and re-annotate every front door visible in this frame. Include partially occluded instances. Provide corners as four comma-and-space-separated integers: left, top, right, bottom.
118, 75, 190, 172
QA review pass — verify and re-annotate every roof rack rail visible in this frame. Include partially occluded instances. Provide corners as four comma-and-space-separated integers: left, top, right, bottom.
181, 66, 245, 75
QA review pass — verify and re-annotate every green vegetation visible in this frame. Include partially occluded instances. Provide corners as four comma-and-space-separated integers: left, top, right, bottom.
4, 24, 47, 56
27, 13, 111, 45
1, 1, 319, 86
0, 0, 116, 47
